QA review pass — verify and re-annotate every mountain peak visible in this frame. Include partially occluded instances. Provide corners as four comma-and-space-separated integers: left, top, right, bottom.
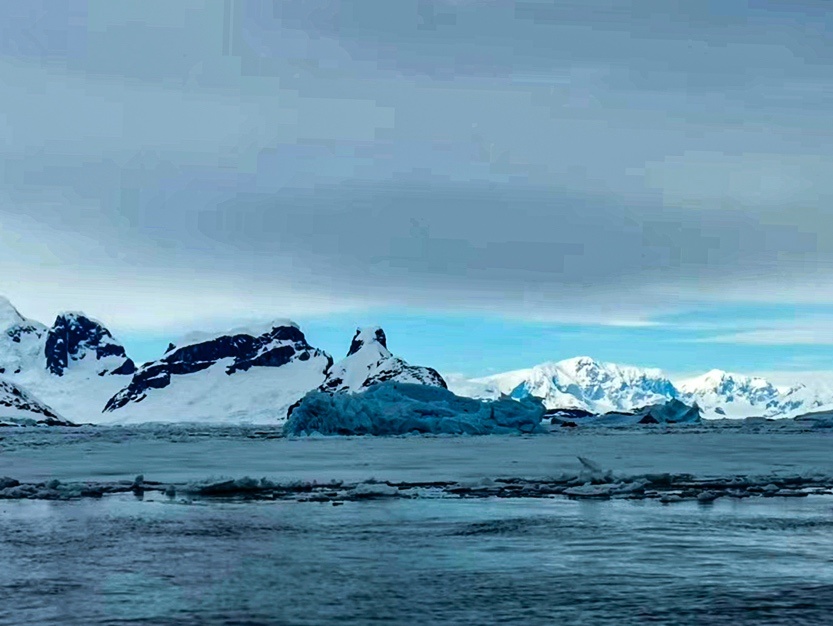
178, 319, 300, 349
680, 369, 776, 393
562, 355, 597, 365
104, 321, 332, 414
347, 327, 388, 357
0, 296, 27, 330
322, 326, 445, 394
45, 313, 136, 377
462, 357, 676, 414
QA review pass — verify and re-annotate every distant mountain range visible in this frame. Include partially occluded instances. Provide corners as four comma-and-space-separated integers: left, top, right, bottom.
2, 295, 832, 424
447, 357, 833, 420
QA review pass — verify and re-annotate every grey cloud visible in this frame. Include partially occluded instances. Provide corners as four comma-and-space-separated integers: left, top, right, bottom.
1, 1, 833, 329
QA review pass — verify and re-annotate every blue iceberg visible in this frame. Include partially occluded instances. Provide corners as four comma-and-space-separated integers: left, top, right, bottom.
285, 382, 545, 436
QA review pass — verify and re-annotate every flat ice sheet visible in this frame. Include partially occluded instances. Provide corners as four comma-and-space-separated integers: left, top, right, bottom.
1, 426, 832, 484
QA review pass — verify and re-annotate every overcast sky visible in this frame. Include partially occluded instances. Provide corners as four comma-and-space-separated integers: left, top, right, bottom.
2, 1, 833, 378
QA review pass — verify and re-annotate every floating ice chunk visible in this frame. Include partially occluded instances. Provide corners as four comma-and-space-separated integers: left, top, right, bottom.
352, 482, 399, 498
577, 456, 604, 474
564, 483, 614, 498
284, 382, 545, 436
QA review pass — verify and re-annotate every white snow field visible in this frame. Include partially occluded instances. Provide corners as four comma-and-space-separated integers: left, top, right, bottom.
0, 379, 66, 426
105, 356, 331, 425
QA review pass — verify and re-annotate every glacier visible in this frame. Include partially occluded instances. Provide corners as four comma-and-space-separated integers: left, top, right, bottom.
285, 381, 545, 436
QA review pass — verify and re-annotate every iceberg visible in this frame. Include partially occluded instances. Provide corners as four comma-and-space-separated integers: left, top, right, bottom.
549, 398, 701, 427
285, 382, 545, 436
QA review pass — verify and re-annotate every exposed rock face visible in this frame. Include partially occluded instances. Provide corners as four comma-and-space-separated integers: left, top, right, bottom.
320, 327, 447, 394
44, 313, 136, 377
104, 323, 332, 413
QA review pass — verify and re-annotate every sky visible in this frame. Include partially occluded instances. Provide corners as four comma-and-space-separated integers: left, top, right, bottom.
1, 0, 833, 382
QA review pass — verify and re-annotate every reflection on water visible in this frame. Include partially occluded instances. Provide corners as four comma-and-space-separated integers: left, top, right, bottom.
1, 496, 832, 625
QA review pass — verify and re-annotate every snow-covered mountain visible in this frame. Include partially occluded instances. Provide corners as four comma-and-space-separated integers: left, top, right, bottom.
455, 357, 677, 414
450, 358, 833, 420
6, 292, 833, 424
0, 377, 71, 426
104, 321, 333, 424
677, 370, 786, 419
678, 370, 833, 419
1, 297, 451, 425
320, 327, 446, 394
0, 298, 136, 422
44, 313, 136, 377
0, 297, 48, 377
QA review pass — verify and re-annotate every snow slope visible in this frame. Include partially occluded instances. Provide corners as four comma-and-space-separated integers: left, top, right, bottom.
0, 298, 135, 423
0, 297, 48, 377
104, 322, 333, 424
0, 378, 71, 426
320, 327, 447, 393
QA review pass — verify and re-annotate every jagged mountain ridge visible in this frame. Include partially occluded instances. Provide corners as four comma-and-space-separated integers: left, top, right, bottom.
105, 324, 445, 423
45, 313, 136, 377
103, 321, 334, 423
1, 296, 451, 425
450, 357, 833, 420
5, 295, 832, 423
320, 327, 447, 394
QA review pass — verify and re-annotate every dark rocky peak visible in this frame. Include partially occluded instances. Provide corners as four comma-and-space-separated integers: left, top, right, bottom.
347, 327, 388, 357
320, 326, 446, 394
104, 321, 332, 412
45, 313, 136, 377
